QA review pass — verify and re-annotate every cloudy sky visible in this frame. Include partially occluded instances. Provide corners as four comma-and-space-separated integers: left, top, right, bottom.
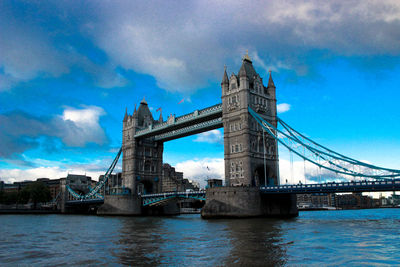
1, 0, 400, 186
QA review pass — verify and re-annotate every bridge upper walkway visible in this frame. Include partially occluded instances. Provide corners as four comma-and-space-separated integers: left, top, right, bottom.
134, 103, 222, 141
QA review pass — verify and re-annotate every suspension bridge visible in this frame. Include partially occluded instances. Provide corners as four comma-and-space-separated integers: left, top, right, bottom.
58, 53, 400, 217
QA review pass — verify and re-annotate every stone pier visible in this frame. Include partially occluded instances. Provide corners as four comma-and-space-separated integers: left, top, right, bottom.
201, 187, 298, 218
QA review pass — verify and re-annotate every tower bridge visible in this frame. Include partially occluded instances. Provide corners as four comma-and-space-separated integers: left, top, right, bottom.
61, 53, 400, 217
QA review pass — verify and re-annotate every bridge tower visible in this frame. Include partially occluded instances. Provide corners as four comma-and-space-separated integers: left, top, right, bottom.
98, 98, 164, 215
222, 52, 279, 187
202, 53, 297, 218
122, 98, 163, 195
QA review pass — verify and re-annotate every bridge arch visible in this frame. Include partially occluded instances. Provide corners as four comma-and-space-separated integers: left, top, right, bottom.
253, 164, 276, 187
137, 180, 155, 194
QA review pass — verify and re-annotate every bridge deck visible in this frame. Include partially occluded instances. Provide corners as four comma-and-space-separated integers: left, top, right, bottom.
261, 180, 400, 194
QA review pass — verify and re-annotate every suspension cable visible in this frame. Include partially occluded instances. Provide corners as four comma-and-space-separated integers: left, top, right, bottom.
66, 147, 122, 200
248, 107, 400, 179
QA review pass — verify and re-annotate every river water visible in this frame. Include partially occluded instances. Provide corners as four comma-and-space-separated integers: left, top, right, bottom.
1, 209, 399, 266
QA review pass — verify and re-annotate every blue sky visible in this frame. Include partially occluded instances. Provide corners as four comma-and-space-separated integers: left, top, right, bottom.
1, 1, 400, 186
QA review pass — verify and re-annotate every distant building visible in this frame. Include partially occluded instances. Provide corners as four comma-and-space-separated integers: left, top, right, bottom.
64, 174, 93, 200
207, 179, 223, 188
1, 177, 62, 200
335, 193, 373, 209
297, 193, 336, 209
99, 173, 122, 195
161, 163, 184, 192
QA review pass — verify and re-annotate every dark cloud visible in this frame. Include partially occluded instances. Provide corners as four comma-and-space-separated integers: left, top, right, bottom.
0, 107, 108, 158
1, 1, 400, 91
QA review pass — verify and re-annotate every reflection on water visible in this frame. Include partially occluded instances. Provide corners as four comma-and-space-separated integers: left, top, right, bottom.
0, 209, 400, 266
114, 216, 288, 266
222, 219, 287, 266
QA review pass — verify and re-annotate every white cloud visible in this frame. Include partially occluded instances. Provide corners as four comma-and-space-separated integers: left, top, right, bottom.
277, 103, 291, 113
57, 106, 107, 147
175, 158, 224, 187
193, 129, 223, 144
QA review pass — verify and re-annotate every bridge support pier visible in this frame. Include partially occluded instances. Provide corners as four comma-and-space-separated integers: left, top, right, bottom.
201, 187, 298, 218
97, 195, 141, 215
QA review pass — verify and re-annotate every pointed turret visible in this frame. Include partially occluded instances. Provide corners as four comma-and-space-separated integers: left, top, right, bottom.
267, 71, 275, 88
239, 62, 247, 77
136, 96, 154, 127
222, 65, 229, 85
123, 107, 128, 122
239, 50, 256, 81
158, 111, 163, 123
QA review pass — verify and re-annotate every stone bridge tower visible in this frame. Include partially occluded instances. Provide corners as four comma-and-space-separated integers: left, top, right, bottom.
221, 53, 279, 187
202, 53, 297, 218
122, 98, 163, 195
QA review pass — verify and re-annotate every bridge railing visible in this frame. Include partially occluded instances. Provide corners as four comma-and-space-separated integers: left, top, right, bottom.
261, 179, 400, 194
142, 190, 206, 198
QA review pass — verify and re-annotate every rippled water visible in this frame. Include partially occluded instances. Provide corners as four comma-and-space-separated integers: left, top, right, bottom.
1, 209, 399, 266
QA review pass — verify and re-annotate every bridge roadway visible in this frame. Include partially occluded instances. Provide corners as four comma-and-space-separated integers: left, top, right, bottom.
141, 190, 206, 206
261, 179, 400, 194
65, 190, 206, 206
65, 179, 400, 206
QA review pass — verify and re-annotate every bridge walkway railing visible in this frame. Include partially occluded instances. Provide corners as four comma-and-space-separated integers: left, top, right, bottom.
261, 179, 400, 194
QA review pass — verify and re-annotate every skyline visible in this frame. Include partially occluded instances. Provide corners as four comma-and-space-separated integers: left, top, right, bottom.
1, 1, 400, 186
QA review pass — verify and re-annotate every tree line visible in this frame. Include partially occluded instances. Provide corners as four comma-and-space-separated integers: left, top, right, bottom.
0, 181, 52, 208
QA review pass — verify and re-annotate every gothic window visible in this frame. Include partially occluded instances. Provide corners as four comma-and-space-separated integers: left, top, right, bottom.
239, 144, 242, 152
145, 162, 151, 171
235, 144, 239, 152
231, 145, 234, 153
140, 161, 143, 171
239, 123, 242, 130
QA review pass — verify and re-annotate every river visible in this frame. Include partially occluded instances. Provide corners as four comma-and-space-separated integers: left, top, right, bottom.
1, 208, 399, 266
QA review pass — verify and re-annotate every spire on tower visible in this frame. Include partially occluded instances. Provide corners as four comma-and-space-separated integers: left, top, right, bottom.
158, 111, 163, 122
268, 71, 276, 88
242, 49, 252, 62
222, 65, 229, 84
123, 107, 128, 122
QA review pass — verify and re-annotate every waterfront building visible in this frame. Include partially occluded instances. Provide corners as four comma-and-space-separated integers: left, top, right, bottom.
297, 193, 336, 209
161, 163, 184, 192
335, 193, 373, 209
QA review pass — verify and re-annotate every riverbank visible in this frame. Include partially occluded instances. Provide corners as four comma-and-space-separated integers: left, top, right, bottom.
0, 209, 60, 214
